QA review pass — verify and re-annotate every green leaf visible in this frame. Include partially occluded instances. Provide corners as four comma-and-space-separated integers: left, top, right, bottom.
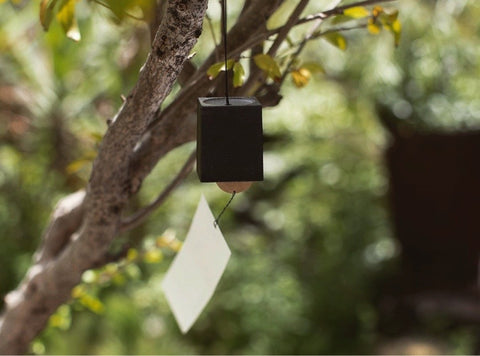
66, 150, 96, 174
372, 6, 383, 17
324, 32, 347, 51
72, 285, 86, 299
343, 6, 370, 19
48, 305, 72, 330
367, 19, 381, 35
40, 0, 58, 31
144, 249, 163, 263
302, 62, 325, 74
79, 294, 105, 314
254, 54, 282, 80
233, 62, 245, 88
206, 59, 234, 80
56, 0, 80, 41
72, 285, 104, 314
379, 10, 401, 47
126, 248, 138, 262
391, 19, 402, 47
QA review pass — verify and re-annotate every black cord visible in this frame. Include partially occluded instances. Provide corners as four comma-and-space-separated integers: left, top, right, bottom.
221, 0, 230, 105
214, 191, 236, 228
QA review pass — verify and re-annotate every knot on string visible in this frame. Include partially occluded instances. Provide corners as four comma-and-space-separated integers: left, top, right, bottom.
213, 191, 236, 228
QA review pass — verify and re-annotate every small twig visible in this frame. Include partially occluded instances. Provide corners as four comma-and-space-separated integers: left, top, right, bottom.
309, 23, 368, 41
296, 0, 397, 26
279, 18, 323, 85
276, 0, 392, 85
268, 0, 310, 56
120, 150, 196, 232
238, 0, 310, 96
278, 23, 368, 84
325, 0, 397, 15
146, 0, 397, 132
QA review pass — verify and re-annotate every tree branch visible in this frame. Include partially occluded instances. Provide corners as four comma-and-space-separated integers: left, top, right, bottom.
127, 0, 396, 195
0, 0, 208, 353
238, 0, 311, 96
120, 150, 196, 232
34, 190, 85, 264
296, 0, 397, 27
127, 0, 286, 195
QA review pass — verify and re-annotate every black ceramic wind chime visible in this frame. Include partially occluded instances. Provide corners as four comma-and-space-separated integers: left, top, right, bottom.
197, 0, 264, 195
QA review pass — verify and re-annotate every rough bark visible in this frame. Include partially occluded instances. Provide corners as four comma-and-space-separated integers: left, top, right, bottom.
0, 0, 208, 353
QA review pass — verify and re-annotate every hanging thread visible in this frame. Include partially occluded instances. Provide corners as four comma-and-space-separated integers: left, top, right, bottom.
213, 0, 235, 228
221, 0, 230, 105
214, 191, 236, 228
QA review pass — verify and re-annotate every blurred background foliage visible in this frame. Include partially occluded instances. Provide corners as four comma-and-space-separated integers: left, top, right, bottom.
0, 0, 479, 354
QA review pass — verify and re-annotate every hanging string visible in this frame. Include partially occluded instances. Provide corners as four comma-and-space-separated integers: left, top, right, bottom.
221, 0, 230, 105
214, 191, 236, 228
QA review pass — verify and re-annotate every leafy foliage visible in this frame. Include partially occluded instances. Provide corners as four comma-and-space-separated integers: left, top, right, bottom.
1, 0, 479, 354
206, 59, 234, 79
368, 6, 401, 47
325, 32, 348, 50
254, 54, 282, 81
39, 0, 153, 40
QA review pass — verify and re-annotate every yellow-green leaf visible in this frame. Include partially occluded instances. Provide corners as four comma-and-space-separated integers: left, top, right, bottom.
104, 263, 118, 275
254, 54, 281, 80
372, 6, 383, 17
71, 285, 86, 299
126, 248, 138, 262
56, 0, 80, 41
48, 305, 71, 330
379, 9, 401, 47
207, 59, 234, 80
79, 294, 105, 314
392, 19, 401, 47
291, 68, 311, 88
232, 62, 245, 88
302, 62, 325, 74
66, 159, 90, 174
112, 273, 126, 285
367, 19, 381, 35
324, 32, 347, 51
66, 150, 96, 174
144, 249, 163, 263
343, 6, 369, 19
40, 0, 58, 31
156, 233, 182, 252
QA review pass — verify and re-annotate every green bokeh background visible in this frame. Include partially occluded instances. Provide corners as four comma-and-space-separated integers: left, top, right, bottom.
0, 0, 479, 354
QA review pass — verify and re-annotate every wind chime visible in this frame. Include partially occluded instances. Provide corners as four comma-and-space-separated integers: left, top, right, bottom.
197, 0, 264, 197
162, 0, 264, 334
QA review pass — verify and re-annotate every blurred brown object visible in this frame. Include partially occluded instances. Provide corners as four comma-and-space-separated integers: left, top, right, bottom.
384, 122, 480, 292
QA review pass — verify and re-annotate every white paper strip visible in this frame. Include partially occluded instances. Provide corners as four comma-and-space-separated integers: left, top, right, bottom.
161, 195, 231, 333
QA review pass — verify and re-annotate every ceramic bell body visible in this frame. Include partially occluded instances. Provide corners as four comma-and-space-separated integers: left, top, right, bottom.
197, 97, 263, 183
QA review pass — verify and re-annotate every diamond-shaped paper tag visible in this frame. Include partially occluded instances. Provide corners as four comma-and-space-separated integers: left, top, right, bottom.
161, 195, 231, 333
